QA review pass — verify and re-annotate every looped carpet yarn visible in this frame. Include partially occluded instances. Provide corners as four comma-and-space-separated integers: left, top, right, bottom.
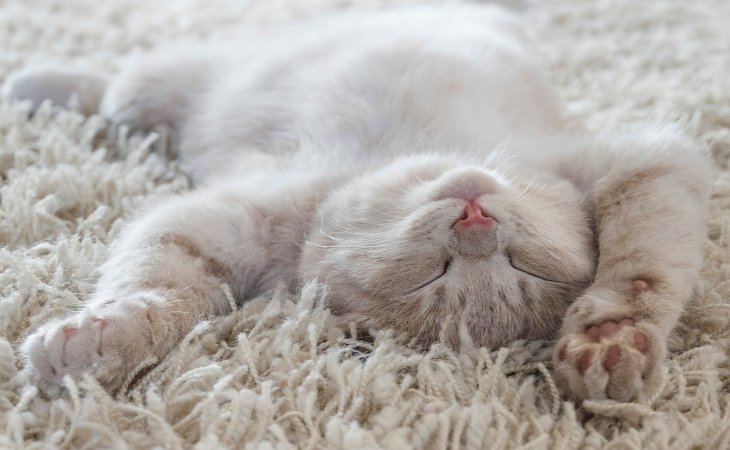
1, 0, 730, 448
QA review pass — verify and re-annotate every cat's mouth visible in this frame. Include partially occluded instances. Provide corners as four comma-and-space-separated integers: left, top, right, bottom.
431, 167, 502, 202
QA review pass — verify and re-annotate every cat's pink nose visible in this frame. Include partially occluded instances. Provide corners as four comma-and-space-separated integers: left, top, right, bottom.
454, 200, 496, 231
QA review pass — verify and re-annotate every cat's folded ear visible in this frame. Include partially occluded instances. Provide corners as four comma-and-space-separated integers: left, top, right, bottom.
2, 68, 109, 116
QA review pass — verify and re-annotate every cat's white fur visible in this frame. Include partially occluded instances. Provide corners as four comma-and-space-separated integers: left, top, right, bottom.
6, 4, 711, 402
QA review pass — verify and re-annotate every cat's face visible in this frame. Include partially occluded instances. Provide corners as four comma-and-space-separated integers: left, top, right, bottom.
300, 154, 596, 348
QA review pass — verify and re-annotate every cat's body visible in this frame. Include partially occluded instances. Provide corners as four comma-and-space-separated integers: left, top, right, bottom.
6, 4, 711, 402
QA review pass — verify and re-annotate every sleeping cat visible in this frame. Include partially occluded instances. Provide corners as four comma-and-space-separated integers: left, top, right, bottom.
5, 4, 710, 402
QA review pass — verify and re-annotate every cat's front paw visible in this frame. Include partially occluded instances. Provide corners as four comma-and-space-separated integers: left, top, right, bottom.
23, 304, 155, 391
553, 318, 664, 402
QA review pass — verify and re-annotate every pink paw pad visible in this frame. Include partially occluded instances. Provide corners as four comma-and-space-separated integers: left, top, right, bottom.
603, 345, 622, 371
634, 331, 649, 353
62, 325, 78, 338
578, 349, 594, 375
631, 279, 650, 292
564, 319, 650, 374
93, 317, 110, 329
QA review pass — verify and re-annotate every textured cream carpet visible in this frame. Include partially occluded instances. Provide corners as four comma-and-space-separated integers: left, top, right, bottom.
1, 0, 730, 448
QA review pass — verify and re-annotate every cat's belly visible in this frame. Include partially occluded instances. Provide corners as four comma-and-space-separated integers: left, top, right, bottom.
179, 5, 563, 179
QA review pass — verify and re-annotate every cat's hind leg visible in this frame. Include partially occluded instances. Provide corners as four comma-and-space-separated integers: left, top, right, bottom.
101, 48, 214, 129
2, 69, 108, 115
4, 45, 212, 130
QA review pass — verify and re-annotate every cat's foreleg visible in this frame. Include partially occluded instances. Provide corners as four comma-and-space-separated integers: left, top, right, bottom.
553, 144, 711, 402
22, 185, 303, 391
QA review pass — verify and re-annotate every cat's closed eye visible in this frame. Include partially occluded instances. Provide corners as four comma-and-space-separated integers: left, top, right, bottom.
508, 253, 565, 283
411, 259, 451, 293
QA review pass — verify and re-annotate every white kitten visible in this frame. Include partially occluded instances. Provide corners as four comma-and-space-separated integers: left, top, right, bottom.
6, 4, 710, 402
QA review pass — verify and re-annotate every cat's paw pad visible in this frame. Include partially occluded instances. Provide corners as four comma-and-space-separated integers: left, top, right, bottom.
23, 314, 111, 385
554, 319, 662, 402
23, 313, 145, 389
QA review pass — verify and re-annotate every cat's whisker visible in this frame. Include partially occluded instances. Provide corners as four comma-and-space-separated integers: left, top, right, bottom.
514, 175, 540, 201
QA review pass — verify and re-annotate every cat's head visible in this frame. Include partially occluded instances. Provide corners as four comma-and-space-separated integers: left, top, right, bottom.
300, 154, 596, 348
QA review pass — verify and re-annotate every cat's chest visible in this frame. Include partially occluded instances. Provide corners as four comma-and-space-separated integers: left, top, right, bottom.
214, 38, 555, 164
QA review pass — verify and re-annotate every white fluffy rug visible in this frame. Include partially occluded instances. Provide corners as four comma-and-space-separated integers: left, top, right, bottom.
2, 0, 730, 448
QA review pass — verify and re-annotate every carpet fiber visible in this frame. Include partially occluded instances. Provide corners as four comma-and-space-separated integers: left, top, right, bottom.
1, 0, 730, 448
